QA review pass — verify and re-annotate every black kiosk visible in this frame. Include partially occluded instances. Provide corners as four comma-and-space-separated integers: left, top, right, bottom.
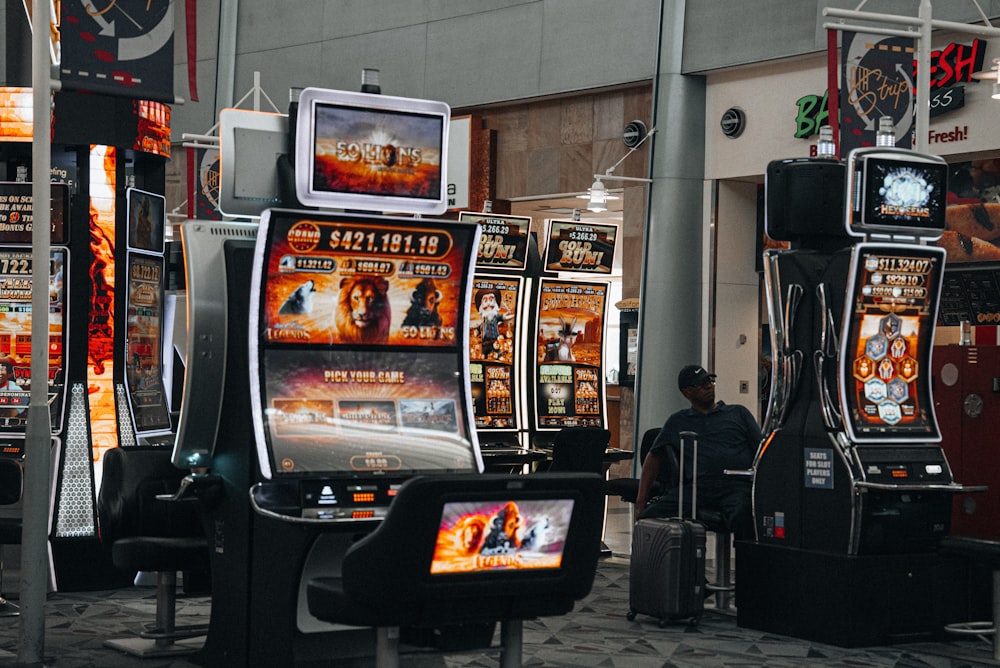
740, 138, 983, 646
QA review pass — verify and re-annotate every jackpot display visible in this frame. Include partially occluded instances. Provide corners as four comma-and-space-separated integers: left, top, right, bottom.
839, 244, 945, 443
532, 279, 608, 430
249, 209, 480, 479
542, 220, 617, 274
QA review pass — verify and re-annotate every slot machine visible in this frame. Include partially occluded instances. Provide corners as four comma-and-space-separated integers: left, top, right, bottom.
177, 88, 484, 666
739, 141, 983, 646
530, 219, 617, 445
121, 187, 172, 444
0, 180, 71, 597
459, 210, 544, 469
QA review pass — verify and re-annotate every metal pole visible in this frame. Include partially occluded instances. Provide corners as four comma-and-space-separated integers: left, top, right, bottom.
915, 0, 932, 152
21, 0, 54, 664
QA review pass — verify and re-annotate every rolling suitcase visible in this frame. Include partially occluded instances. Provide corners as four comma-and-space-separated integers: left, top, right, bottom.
627, 430, 706, 626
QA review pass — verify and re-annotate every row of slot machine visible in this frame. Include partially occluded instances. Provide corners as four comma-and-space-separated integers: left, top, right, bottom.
210, 208, 617, 521
158, 86, 620, 665
0, 171, 175, 588
0, 180, 172, 453
464, 211, 615, 448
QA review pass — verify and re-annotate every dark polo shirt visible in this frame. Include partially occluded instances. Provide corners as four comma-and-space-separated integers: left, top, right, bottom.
649, 401, 762, 483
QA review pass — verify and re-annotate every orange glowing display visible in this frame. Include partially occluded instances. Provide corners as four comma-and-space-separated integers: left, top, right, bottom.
87, 145, 118, 461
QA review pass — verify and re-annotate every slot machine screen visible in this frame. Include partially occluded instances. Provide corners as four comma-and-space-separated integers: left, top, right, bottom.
0, 182, 69, 245
124, 253, 170, 434
532, 279, 608, 432
0, 247, 67, 435
469, 275, 525, 433
249, 209, 480, 479
430, 496, 575, 574
294, 87, 450, 215
838, 243, 945, 443
845, 147, 947, 239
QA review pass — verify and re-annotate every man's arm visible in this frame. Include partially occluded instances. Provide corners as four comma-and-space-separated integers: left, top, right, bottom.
635, 449, 661, 520
740, 405, 764, 452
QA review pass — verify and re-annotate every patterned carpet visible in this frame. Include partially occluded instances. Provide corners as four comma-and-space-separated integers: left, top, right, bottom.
0, 557, 994, 667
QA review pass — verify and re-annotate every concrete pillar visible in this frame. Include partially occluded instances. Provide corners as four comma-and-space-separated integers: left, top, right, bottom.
635, 0, 708, 443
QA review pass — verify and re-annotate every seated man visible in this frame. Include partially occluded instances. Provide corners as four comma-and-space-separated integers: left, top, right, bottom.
635, 364, 762, 540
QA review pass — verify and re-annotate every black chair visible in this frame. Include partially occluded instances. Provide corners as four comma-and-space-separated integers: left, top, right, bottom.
605, 427, 662, 504
306, 472, 605, 668
941, 535, 1000, 662
548, 426, 611, 474
0, 458, 21, 617
97, 446, 211, 658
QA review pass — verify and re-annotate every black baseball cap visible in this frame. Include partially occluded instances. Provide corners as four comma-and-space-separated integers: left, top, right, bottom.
678, 365, 716, 390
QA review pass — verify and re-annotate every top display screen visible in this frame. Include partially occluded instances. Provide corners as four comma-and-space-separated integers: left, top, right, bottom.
294, 88, 450, 215
845, 147, 947, 239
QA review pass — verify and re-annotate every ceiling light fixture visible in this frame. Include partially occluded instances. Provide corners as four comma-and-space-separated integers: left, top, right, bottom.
587, 179, 609, 212
585, 126, 656, 211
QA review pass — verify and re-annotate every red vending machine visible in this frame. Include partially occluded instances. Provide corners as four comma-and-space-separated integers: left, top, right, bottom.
933, 259, 1000, 540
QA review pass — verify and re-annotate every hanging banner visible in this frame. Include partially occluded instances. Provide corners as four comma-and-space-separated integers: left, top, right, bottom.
60, 0, 175, 103
840, 31, 915, 153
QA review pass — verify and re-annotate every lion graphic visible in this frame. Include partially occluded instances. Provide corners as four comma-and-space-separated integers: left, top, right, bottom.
335, 275, 391, 344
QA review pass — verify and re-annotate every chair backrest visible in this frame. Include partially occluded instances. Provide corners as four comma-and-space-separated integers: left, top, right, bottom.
638, 428, 659, 466
549, 426, 610, 474
0, 458, 21, 506
340, 472, 605, 626
97, 447, 203, 547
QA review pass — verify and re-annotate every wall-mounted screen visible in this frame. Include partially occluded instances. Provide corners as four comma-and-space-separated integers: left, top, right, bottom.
532, 279, 608, 432
124, 253, 170, 434
0, 247, 67, 435
294, 87, 450, 215
430, 497, 575, 574
249, 209, 480, 479
218, 109, 288, 218
838, 243, 945, 443
126, 187, 165, 254
845, 147, 947, 239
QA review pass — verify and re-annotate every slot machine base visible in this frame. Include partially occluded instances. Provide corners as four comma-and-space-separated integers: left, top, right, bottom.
736, 541, 985, 647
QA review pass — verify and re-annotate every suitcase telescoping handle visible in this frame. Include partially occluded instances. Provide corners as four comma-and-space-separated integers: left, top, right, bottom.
678, 431, 698, 520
